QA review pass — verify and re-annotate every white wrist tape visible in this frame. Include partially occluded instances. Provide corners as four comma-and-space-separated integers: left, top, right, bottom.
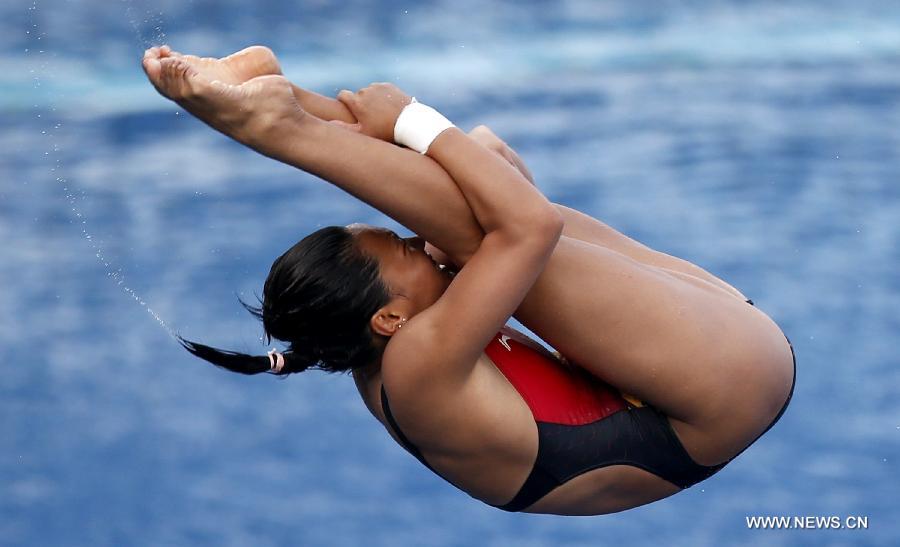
393, 97, 455, 154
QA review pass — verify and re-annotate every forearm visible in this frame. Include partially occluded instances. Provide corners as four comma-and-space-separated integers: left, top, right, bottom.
289, 89, 539, 192
276, 85, 554, 256
259, 114, 483, 264
286, 83, 551, 244
425, 128, 559, 236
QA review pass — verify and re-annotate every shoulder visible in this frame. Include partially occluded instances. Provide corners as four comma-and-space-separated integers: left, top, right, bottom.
380, 313, 478, 393
378, 320, 486, 435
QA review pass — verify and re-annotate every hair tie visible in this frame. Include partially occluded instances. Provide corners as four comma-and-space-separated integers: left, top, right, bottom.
267, 348, 285, 373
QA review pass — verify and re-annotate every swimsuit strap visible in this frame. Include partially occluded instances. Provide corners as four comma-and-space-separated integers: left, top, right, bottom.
380, 385, 443, 478
382, 383, 554, 512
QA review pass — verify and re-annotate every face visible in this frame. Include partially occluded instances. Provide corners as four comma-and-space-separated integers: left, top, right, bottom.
348, 224, 453, 323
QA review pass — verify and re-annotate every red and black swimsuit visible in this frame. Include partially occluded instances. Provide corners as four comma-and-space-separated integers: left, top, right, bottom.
380, 300, 796, 512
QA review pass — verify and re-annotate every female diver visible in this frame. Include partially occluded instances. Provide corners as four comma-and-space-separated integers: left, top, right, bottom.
141, 45, 795, 516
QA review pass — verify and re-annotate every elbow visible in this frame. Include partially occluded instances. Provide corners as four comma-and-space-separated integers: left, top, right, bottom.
535, 206, 564, 245
470, 206, 561, 266
505, 204, 563, 248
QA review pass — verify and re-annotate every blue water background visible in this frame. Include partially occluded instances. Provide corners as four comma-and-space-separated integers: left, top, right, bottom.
2, 1, 898, 545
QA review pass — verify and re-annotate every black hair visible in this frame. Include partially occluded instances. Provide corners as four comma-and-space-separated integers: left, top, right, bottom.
176, 225, 392, 376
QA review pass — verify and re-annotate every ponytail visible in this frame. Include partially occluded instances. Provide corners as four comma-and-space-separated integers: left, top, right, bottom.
175, 336, 312, 376
177, 225, 392, 376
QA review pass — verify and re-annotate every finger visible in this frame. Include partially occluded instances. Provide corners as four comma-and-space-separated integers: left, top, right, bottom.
469, 124, 496, 137
160, 44, 172, 56
336, 89, 359, 112
469, 125, 504, 148
329, 119, 362, 133
467, 125, 491, 143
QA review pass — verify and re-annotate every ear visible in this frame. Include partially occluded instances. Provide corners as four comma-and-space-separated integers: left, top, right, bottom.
370, 303, 409, 337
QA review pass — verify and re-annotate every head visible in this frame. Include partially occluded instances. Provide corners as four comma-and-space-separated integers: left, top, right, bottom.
178, 224, 451, 376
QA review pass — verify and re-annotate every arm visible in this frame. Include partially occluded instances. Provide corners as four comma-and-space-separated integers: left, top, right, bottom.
261, 115, 486, 264
143, 51, 561, 382
335, 84, 562, 387
283, 84, 748, 301
287, 86, 535, 267
297, 97, 538, 267
393, 128, 563, 382
290, 86, 533, 185
423, 125, 536, 266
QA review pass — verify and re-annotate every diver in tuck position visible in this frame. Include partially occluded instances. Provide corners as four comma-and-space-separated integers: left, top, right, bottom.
142, 45, 795, 515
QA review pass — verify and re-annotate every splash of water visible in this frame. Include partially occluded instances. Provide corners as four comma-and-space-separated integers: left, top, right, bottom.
121, 0, 168, 49
27, 0, 179, 339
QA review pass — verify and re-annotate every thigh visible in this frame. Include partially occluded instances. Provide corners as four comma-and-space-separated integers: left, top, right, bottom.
514, 236, 793, 434
554, 204, 748, 301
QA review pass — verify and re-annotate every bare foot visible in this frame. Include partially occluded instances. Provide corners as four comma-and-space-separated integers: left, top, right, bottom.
166, 45, 282, 86
142, 46, 302, 147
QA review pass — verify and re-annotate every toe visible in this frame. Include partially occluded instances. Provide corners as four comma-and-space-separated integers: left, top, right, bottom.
142, 56, 161, 82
